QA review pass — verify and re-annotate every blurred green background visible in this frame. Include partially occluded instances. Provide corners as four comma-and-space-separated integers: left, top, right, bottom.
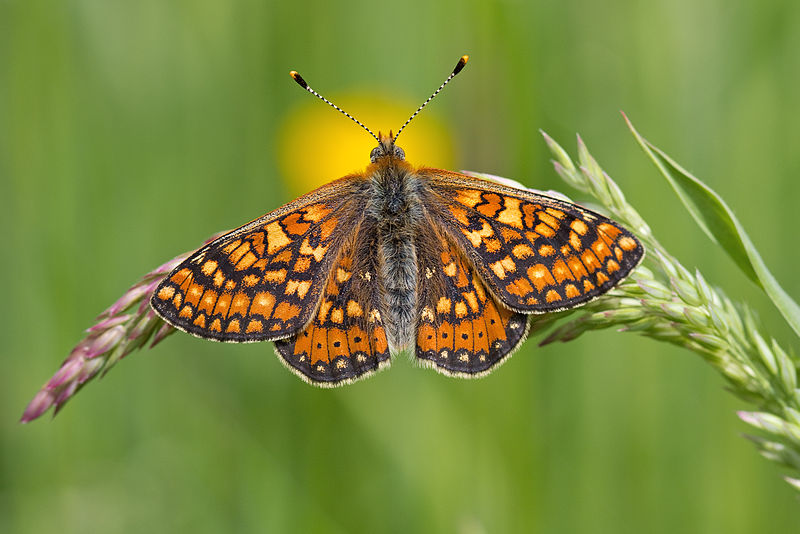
3, 1, 800, 532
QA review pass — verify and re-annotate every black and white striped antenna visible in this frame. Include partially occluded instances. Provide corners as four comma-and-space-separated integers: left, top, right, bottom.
289, 70, 379, 143
289, 54, 469, 144
393, 55, 469, 143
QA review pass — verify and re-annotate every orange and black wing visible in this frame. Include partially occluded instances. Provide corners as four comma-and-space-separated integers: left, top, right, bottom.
415, 226, 529, 376
151, 177, 364, 342
274, 222, 390, 385
424, 169, 644, 313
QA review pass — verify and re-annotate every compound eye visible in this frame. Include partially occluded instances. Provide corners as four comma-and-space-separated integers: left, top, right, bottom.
393, 146, 406, 160
369, 146, 382, 163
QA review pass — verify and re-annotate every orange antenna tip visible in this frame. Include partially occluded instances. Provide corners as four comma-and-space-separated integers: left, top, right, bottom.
289, 71, 308, 89
453, 55, 469, 75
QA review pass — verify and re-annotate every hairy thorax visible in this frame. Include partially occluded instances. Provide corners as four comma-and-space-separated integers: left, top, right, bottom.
364, 159, 426, 352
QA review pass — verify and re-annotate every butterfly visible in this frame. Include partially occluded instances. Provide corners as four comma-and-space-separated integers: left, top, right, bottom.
150, 55, 644, 386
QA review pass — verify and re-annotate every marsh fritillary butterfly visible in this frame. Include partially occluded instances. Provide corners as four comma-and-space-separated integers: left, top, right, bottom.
151, 56, 643, 385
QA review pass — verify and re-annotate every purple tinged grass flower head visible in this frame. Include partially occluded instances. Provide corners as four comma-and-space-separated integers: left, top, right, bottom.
21, 234, 225, 423
21, 320, 132, 422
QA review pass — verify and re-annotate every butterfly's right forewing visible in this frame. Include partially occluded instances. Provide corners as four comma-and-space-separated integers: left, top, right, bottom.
151, 176, 366, 342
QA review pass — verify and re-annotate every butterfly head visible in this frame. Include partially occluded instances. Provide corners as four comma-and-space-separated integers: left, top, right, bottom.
370, 131, 406, 163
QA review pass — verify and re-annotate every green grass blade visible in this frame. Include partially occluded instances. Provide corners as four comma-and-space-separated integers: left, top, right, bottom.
623, 113, 800, 339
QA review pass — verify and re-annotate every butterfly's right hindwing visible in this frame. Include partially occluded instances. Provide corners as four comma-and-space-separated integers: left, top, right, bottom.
151, 177, 365, 342
274, 221, 391, 385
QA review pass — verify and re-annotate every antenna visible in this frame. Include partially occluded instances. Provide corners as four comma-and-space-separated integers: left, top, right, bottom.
393, 54, 469, 143
289, 54, 470, 145
289, 70, 379, 143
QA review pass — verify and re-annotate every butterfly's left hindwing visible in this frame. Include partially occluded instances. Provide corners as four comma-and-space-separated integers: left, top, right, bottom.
151, 177, 364, 342
415, 227, 529, 376
423, 169, 644, 313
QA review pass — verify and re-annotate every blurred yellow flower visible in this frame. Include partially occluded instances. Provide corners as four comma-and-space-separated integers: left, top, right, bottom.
279, 93, 454, 197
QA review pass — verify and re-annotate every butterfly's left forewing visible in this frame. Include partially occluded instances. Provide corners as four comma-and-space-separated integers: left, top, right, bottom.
422, 169, 644, 313
151, 176, 365, 342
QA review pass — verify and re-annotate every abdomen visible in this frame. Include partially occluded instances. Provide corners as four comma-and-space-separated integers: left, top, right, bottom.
369, 168, 425, 353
